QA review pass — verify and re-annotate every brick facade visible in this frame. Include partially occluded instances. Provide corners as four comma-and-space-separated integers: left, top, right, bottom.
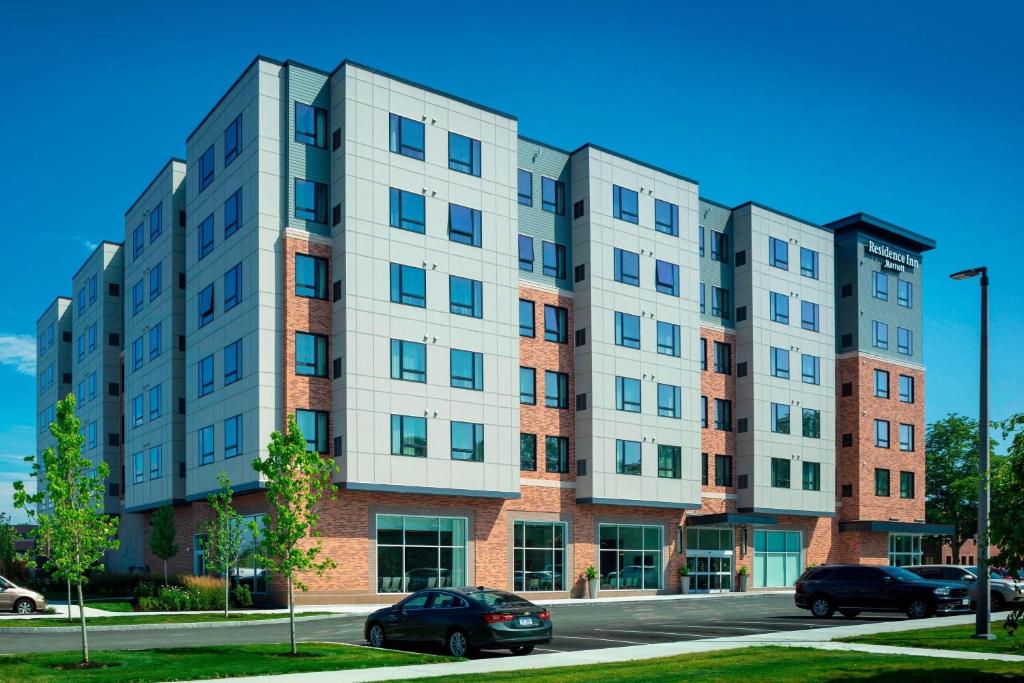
699, 326, 737, 494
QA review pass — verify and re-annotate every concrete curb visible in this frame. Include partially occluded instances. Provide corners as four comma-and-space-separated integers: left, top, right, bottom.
0, 613, 343, 634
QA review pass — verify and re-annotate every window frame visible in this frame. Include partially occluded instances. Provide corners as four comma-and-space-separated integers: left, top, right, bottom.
447, 203, 482, 247
389, 187, 426, 233
541, 176, 565, 215
295, 178, 328, 224
615, 376, 641, 413
450, 348, 484, 391
295, 332, 327, 377
450, 421, 484, 462
612, 185, 639, 223
390, 339, 427, 383
389, 263, 426, 308
295, 253, 329, 299
388, 113, 425, 160
654, 199, 679, 236
614, 248, 640, 286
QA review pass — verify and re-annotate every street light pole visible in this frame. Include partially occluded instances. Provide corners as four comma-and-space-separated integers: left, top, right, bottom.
950, 266, 993, 640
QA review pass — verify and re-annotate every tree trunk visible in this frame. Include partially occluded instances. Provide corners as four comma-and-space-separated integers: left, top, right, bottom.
67, 578, 72, 623
77, 581, 89, 664
289, 576, 296, 655
950, 537, 965, 564
163, 560, 168, 585
224, 573, 230, 619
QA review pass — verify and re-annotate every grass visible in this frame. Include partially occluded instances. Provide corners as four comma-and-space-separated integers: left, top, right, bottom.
0, 642, 453, 682
82, 599, 134, 613
0, 611, 333, 627
842, 620, 1024, 655
385, 646, 1024, 682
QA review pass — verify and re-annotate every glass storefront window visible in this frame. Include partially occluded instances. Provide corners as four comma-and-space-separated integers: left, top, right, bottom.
753, 530, 803, 588
235, 514, 267, 594
888, 534, 922, 566
376, 514, 467, 593
513, 521, 566, 592
599, 523, 663, 590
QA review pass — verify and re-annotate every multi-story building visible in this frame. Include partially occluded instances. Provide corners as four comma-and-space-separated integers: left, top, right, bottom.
36, 296, 73, 493
35, 55, 948, 603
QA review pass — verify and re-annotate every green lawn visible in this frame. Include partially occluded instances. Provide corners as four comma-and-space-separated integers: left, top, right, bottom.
386, 647, 1024, 683
1, 611, 333, 627
0, 642, 453, 682
842, 620, 1024, 655
83, 599, 134, 613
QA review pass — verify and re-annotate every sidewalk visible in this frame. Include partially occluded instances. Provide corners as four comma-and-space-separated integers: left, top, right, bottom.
182, 612, 1024, 683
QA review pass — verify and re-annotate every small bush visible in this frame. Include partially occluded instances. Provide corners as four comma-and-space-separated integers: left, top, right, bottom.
182, 575, 225, 610
232, 583, 253, 608
157, 586, 193, 611
138, 596, 162, 612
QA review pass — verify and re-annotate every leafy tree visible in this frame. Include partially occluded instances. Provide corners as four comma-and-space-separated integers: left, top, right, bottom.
200, 471, 247, 618
13, 394, 120, 665
252, 414, 338, 655
925, 414, 985, 562
0, 512, 18, 576
992, 414, 1024, 634
148, 505, 178, 585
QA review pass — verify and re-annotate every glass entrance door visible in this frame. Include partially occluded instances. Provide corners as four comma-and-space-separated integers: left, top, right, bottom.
685, 527, 734, 593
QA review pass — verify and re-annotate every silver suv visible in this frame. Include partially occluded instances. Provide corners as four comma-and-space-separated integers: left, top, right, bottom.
907, 565, 1024, 612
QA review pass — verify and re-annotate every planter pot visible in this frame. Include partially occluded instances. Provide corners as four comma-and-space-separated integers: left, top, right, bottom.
737, 574, 750, 592
587, 577, 599, 599
680, 576, 690, 594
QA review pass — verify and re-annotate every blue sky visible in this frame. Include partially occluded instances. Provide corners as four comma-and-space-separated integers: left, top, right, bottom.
1, 1, 1021, 520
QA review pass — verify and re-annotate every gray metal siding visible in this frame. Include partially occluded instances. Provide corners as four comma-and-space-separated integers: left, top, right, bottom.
287, 66, 331, 236
698, 200, 734, 328
516, 138, 572, 291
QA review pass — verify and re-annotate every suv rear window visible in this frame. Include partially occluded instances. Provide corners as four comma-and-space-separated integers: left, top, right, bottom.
802, 567, 833, 581
467, 590, 531, 607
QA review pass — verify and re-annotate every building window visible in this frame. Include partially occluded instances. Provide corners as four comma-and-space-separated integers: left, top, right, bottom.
450, 349, 484, 391
542, 241, 566, 279
875, 468, 891, 496
520, 433, 537, 471
513, 521, 566, 591
199, 145, 214, 192
149, 446, 162, 480
448, 203, 482, 247
657, 321, 680, 357
801, 354, 820, 385
517, 169, 533, 205
614, 311, 641, 349
576, 393, 587, 410
389, 188, 426, 233
900, 471, 916, 499
295, 103, 328, 147
132, 394, 144, 427
224, 263, 242, 311
224, 188, 242, 238
700, 283, 706, 314
296, 409, 328, 453
615, 376, 641, 413
711, 230, 729, 263
88, 277, 96, 304
87, 422, 97, 449
802, 408, 821, 438
713, 341, 731, 374
148, 384, 161, 420
654, 199, 678, 236
391, 415, 427, 458
711, 286, 729, 319
198, 283, 214, 327
518, 235, 533, 271
295, 333, 327, 377
149, 263, 163, 302
714, 399, 732, 431
875, 419, 890, 448
544, 305, 568, 343
898, 280, 913, 308
390, 339, 426, 382
446, 275, 483, 318
612, 185, 638, 223
545, 371, 568, 409
376, 514, 467, 593
888, 534, 921, 567
545, 436, 569, 473
198, 355, 214, 397
771, 403, 791, 434
897, 327, 913, 355
224, 339, 242, 385
715, 454, 733, 487
389, 263, 426, 307
87, 324, 97, 352
658, 445, 681, 479
899, 423, 915, 451
769, 237, 788, 270
133, 452, 144, 484
899, 374, 915, 403
701, 396, 708, 429
657, 384, 681, 419
198, 214, 214, 260
770, 347, 790, 379
519, 299, 535, 337
770, 292, 789, 324
801, 300, 819, 332
132, 280, 144, 315
519, 367, 536, 405
701, 452, 709, 484
800, 247, 819, 279
198, 425, 214, 465
700, 338, 707, 371
872, 320, 889, 349
874, 369, 890, 398
149, 203, 163, 242
771, 458, 791, 488
615, 439, 642, 475
802, 462, 821, 491
451, 421, 484, 462
541, 177, 565, 215
295, 179, 327, 223
613, 248, 640, 286
388, 113, 425, 160
224, 114, 242, 166
295, 254, 328, 299
224, 414, 242, 458
753, 530, 803, 588
599, 524, 662, 590
698, 226, 706, 258
655, 260, 679, 296
873, 271, 888, 301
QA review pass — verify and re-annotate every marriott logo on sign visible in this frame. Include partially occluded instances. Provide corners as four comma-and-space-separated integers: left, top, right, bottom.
866, 240, 920, 272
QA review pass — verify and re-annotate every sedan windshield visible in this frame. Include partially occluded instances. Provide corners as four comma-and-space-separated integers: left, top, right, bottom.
468, 590, 532, 607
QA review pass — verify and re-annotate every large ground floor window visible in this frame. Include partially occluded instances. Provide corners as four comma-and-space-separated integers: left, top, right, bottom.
599, 523, 663, 590
753, 530, 802, 588
889, 534, 922, 566
513, 521, 566, 592
686, 527, 734, 592
191, 514, 267, 594
377, 514, 467, 593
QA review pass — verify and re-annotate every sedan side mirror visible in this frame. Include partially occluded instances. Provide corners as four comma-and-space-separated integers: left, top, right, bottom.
963, 574, 976, 582
881, 575, 893, 583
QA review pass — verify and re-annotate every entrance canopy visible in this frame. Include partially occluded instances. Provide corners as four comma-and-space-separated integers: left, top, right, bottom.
687, 512, 777, 527
838, 521, 954, 535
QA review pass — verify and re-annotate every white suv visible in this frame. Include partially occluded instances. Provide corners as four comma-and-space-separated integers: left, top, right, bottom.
907, 565, 1024, 612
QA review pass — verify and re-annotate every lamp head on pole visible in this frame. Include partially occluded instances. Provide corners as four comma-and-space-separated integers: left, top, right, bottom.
950, 266, 987, 281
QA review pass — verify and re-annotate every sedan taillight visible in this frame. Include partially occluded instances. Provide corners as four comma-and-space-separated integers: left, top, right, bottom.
484, 612, 516, 624
538, 610, 550, 621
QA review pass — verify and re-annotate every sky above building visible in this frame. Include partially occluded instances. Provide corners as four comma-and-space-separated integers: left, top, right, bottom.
1, 0, 1021, 520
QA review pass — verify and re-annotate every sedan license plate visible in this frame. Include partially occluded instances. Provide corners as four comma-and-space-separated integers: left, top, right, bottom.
962, 599, 969, 605
516, 616, 535, 627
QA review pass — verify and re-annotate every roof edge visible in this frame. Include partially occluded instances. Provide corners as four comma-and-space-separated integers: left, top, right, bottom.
186, 55, 283, 144
826, 212, 936, 252
124, 157, 187, 218
71, 241, 123, 282
569, 143, 700, 186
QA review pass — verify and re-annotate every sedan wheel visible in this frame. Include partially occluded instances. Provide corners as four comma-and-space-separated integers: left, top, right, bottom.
447, 629, 470, 658
810, 597, 834, 618
13, 599, 34, 615
906, 599, 931, 619
367, 623, 386, 648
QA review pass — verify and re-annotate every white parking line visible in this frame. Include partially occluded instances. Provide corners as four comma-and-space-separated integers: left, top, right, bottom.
596, 628, 713, 638
534, 647, 563, 653
555, 635, 648, 645
600, 623, 767, 633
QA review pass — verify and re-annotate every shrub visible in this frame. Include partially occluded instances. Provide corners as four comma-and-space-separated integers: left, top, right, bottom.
157, 585, 193, 611
138, 596, 162, 612
231, 583, 253, 608
181, 575, 225, 610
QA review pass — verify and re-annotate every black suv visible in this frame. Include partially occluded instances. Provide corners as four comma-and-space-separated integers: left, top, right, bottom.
794, 564, 971, 619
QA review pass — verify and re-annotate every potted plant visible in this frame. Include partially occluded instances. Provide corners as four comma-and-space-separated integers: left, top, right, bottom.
678, 565, 690, 594
583, 566, 599, 599
736, 565, 750, 593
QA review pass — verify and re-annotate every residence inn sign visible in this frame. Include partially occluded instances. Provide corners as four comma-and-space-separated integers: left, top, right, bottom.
865, 240, 920, 273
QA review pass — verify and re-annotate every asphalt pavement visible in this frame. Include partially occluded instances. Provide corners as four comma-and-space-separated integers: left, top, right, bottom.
0, 594, 904, 656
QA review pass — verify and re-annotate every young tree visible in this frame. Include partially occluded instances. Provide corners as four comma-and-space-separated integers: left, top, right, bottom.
148, 505, 178, 585
252, 414, 338, 655
200, 471, 246, 618
13, 394, 120, 666
992, 414, 1024, 634
0, 512, 18, 576
925, 414, 985, 562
